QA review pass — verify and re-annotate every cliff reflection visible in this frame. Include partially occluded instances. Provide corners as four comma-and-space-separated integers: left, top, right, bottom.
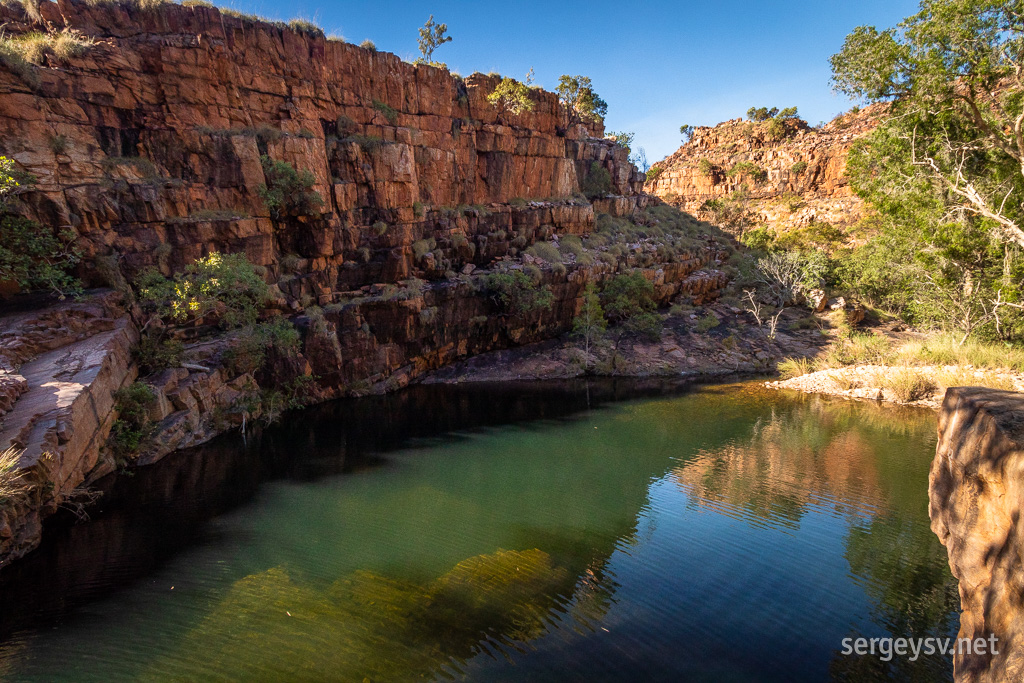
671, 394, 958, 680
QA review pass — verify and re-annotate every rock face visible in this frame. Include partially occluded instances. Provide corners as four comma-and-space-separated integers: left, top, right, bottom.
930, 388, 1024, 682
0, 293, 137, 561
0, 1, 735, 563
645, 106, 886, 233
0, 0, 643, 289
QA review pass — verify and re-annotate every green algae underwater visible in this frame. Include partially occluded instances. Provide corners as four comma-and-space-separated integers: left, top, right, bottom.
0, 380, 956, 681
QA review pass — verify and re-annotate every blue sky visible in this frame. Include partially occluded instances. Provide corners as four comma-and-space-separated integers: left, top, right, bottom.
223, 0, 921, 162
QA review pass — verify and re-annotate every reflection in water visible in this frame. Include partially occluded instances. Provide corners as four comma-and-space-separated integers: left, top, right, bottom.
0, 381, 955, 682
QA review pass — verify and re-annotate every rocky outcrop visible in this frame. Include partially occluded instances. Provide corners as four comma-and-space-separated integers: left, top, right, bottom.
0, 292, 137, 561
930, 388, 1024, 682
645, 105, 887, 233
0, 0, 737, 564
0, 0, 644, 293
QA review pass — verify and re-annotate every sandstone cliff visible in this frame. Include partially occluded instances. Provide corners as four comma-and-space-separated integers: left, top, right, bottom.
0, 0, 733, 562
930, 387, 1024, 683
644, 105, 886, 234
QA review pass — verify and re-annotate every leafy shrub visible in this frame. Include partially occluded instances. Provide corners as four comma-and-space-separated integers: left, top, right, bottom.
257, 156, 323, 219
0, 214, 81, 298
697, 159, 715, 177
412, 201, 425, 217
134, 336, 184, 375
484, 271, 553, 314
790, 160, 808, 175
487, 73, 535, 115
646, 165, 663, 182
582, 161, 612, 198
223, 318, 300, 375
601, 272, 655, 322
726, 161, 767, 183
525, 241, 560, 263
695, 313, 720, 332
136, 252, 269, 329
108, 382, 156, 462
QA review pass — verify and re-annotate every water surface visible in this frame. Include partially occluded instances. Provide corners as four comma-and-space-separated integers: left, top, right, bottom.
0, 380, 957, 681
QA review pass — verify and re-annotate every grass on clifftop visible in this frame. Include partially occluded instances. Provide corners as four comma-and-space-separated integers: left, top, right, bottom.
0, 29, 93, 86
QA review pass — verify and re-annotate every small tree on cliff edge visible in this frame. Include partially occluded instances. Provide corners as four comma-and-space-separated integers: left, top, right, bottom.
416, 15, 452, 67
487, 68, 536, 118
556, 75, 608, 125
572, 283, 606, 368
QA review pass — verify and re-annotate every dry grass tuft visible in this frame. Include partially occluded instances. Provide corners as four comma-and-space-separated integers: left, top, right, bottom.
0, 29, 94, 81
777, 357, 813, 379
934, 366, 1016, 392
0, 447, 31, 507
892, 334, 1024, 372
879, 369, 938, 403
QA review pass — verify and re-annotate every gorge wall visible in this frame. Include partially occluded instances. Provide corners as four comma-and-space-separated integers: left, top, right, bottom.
644, 105, 886, 234
930, 387, 1024, 683
0, 0, 731, 561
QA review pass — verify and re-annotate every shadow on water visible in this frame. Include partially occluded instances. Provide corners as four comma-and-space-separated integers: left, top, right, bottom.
0, 379, 959, 682
0, 376, 698, 638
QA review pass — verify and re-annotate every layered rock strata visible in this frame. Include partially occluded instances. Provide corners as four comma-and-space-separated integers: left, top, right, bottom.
930, 388, 1024, 682
0, 0, 733, 563
645, 105, 887, 232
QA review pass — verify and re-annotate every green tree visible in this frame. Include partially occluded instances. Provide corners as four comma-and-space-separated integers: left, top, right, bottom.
257, 156, 323, 220
416, 15, 452, 67
606, 130, 634, 155
556, 75, 608, 124
680, 124, 694, 143
0, 155, 81, 299
484, 271, 553, 315
746, 106, 779, 122
831, 0, 1024, 250
830, 0, 1024, 340
601, 272, 661, 341
487, 69, 535, 116
572, 283, 606, 365
0, 216, 81, 299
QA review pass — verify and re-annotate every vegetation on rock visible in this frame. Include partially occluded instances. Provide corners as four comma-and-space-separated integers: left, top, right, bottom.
483, 271, 553, 315
107, 382, 157, 463
257, 156, 323, 219
487, 69, 536, 116
556, 75, 607, 124
136, 252, 269, 329
0, 156, 81, 298
415, 15, 451, 67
